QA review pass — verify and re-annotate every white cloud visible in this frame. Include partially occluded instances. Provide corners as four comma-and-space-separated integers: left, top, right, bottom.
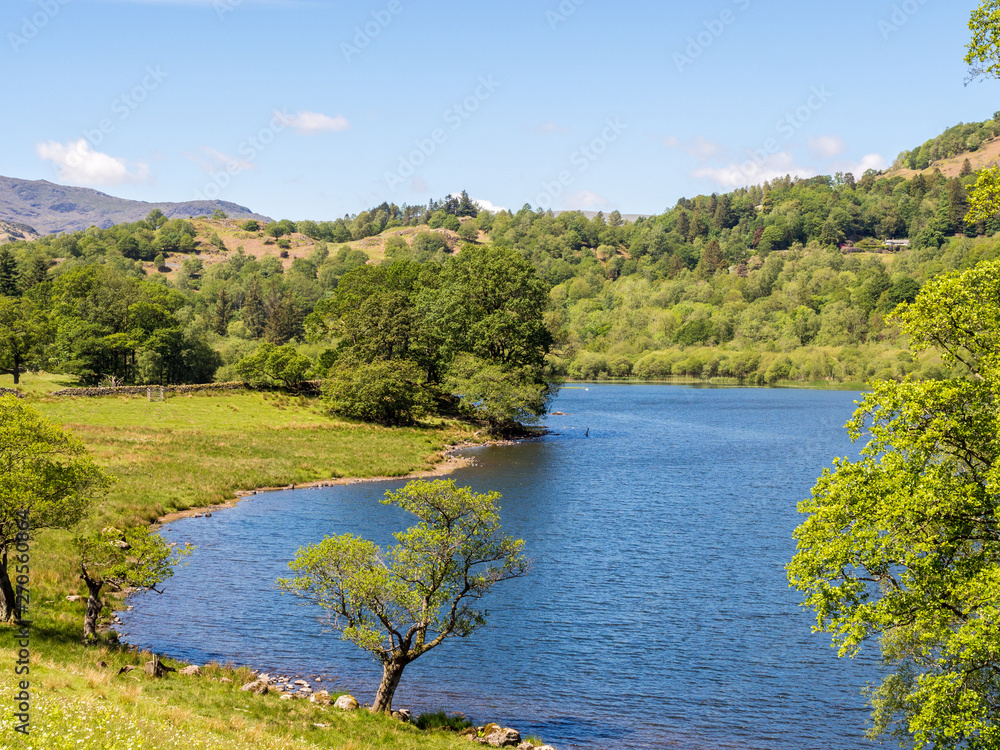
692, 151, 813, 189
809, 135, 846, 160
473, 198, 507, 213
661, 135, 727, 162
36, 139, 150, 187
448, 192, 507, 213
284, 111, 350, 135
844, 153, 888, 175
561, 190, 613, 211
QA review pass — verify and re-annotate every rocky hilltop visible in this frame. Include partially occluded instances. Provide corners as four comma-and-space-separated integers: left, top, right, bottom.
0, 175, 271, 235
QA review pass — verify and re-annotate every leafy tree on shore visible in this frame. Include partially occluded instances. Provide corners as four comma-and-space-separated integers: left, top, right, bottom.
278, 479, 528, 714
0, 396, 110, 621
788, 258, 1000, 747
77, 525, 191, 641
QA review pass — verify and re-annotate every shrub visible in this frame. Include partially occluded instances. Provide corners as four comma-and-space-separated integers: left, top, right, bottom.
323, 358, 432, 425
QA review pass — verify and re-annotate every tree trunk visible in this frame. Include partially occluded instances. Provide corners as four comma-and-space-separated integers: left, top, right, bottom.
12, 352, 20, 385
0, 549, 18, 622
371, 659, 407, 714
83, 579, 103, 641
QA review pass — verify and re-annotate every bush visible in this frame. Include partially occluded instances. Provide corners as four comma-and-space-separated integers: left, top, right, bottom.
241, 219, 259, 232
323, 358, 431, 425
235, 343, 313, 390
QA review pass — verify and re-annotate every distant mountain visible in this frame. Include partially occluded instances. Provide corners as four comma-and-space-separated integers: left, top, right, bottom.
0, 220, 41, 245
0, 176, 271, 235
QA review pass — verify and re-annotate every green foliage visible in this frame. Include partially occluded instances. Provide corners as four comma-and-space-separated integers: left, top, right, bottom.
322, 357, 431, 425
76, 525, 192, 639
966, 1, 1000, 81
445, 354, 550, 434
966, 166, 1000, 225
235, 342, 314, 390
788, 257, 1000, 747
0, 296, 51, 384
415, 712, 475, 732
278, 479, 528, 713
0, 395, 110, 618
241, 219, 260, 232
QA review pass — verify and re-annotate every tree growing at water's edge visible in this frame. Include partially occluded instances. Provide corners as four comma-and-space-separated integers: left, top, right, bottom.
278, 479, 529, 713
787, 258, 1000, 748
76, 525, 192, 641
0, 395, 110, 621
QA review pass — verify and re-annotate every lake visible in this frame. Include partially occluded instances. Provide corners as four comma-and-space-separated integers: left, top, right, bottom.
119, 385, 879, 750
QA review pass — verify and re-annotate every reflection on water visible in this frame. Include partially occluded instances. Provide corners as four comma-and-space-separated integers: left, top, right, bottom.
120, 385, 877, 750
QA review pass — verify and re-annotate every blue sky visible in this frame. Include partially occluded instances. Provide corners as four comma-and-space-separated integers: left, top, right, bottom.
2, 0, 997, 220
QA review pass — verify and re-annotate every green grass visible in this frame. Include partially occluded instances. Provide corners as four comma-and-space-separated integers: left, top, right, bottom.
1, 374, 482, 750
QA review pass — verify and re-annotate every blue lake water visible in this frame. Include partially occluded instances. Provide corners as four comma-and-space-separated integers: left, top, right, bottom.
119, 385, 879, 750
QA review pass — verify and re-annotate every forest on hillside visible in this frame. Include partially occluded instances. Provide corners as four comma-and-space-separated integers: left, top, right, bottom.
2, 149, 999, 395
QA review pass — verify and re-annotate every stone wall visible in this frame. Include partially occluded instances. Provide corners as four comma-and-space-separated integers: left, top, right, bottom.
0, 388, 24, 399
49, 381, 323, 398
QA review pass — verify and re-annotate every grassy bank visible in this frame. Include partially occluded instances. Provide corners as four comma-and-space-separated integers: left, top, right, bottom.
1, 373, 479, 750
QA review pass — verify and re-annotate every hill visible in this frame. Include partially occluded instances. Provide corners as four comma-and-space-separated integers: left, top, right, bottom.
0, 219, 40, 245
0, 175, 271, 235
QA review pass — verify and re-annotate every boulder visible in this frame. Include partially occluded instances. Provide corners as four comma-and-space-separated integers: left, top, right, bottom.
334, 694, 359, 711
485, 728, 521, 748
257, 673, 270, 683
391, 709, 411, 723
516, 744, 534, 750
481, 724, 501, 737
294, 679, 309, 686
280, 694, 294, 701
240, 681, 268, 695
178, 665, 201, 677
66, 595, 84, 602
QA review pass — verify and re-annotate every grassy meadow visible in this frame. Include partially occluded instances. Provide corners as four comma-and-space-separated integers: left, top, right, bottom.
0, 373, 479, 750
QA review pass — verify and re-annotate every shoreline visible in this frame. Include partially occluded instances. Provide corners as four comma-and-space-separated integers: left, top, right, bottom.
154, 446, 479, 525
152, 431, 546, 526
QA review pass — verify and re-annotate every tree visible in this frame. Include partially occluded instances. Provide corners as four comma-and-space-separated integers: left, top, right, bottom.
0, 297, 50, 384
966, 166, 1000, 225
278, 479, 528, 714
445, 354, 551, 435
0, 396, 110, 620
432, 245, 551, 370
241, 276, 267, 338
966, 0, 1000, 81
322, 357, 431, 425
0, 247, 21, 296
961, 158, 975, 177
235, 342, 313, 390
77, 525, 191, 641
788, 258, 1000, 748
